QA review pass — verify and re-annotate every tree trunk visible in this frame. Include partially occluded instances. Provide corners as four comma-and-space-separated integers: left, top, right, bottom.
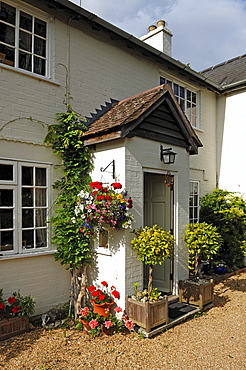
148, 264, 153, 298
70, 264, 88, 319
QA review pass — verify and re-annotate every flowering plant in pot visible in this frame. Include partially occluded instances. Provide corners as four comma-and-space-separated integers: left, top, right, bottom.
78, 306, 134, 337
88, 281, 120, 317
75, 181, 133, 237
0, 289, 35, 320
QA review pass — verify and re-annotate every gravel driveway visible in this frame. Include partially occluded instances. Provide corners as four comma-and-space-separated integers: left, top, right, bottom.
0, 272, 245, 370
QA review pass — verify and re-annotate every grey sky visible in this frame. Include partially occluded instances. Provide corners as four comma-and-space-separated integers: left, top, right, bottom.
68, 0, 246, 71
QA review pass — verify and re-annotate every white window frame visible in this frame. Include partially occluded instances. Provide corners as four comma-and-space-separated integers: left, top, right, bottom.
0, 159, 50, 255
0, 0, 52, 78
189, 180, 200, 223
160, 77, 200, 128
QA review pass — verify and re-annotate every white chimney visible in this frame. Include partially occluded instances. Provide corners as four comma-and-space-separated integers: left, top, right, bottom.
140, 20, 173, 56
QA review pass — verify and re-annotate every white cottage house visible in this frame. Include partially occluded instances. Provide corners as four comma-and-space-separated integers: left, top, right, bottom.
0, 0, 243, 315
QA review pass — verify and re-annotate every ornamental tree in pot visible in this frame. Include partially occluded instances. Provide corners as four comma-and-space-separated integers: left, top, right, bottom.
126, 224, 175, 332
178, 222, 223, 308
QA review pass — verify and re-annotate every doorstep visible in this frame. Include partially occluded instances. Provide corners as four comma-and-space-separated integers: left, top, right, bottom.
138, 297, 212, 338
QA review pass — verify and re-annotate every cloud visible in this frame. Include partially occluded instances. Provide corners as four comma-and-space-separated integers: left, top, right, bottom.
69, 0, 246, 71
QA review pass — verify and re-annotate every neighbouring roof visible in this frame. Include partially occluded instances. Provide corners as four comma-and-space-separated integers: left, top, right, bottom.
83, 84, 202, 154
200, 54, 246, 90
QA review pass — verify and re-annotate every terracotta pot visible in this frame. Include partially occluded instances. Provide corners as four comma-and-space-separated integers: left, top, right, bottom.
101, 324, 116, 335
80, 319, 91, 334
90, 299, 114, 317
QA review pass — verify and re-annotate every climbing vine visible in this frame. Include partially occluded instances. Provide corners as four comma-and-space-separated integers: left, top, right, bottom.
45, 107, 93, 317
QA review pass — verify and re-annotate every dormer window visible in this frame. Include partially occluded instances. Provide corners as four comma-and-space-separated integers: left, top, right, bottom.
0, 1, 49, 76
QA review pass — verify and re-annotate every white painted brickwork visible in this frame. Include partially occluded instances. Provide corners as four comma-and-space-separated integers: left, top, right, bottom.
0, 3, 219, 313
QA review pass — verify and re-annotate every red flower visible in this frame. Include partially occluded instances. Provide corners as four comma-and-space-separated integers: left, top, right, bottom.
98, 294, 106, 301
112, 290, 120, 299
92, 191, 98, 195
91, 290, 100, 297
8, 297, 17, 304
101, 281, 108, 287
127, 198, 133, 208
12, 306, 21, 314
88, 285, 96, 292
111, 182, 122, 189
97, 195, 105, 200
0, 303, 5, 310
90, 181, 103, 189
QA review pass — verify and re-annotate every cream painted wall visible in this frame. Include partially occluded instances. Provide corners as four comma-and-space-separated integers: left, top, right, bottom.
190, 88, 218, 197
219, 90, 246, 199
0, 255, 70, 315
0, 2, 218, 313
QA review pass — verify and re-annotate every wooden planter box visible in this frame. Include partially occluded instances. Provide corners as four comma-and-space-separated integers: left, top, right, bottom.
178, 279, 214, 309
126, 296, 168, 333
0, 316, 29, 341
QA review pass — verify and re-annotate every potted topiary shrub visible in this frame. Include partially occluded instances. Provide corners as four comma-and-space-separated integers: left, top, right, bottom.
126, 224, 175, 332
178, 222, 223, 309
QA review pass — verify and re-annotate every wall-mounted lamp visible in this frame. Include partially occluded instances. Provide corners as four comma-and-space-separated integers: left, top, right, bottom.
160, 145, 177, 164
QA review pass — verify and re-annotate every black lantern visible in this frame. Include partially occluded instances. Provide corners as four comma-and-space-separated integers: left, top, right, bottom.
160, 145, 176, 164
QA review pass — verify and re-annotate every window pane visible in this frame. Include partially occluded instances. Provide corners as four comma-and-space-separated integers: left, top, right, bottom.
180, 86, 185, 98
187, 90, 191, 101
0, 189, 13, 206
36, 188, 46, 206
34, 18, 46, 38
180, 99, 185, 111
36, 229, 46, 247
0, 2, 16, 25
34, 36, 46, 57
36, 208, 46, 227
20, 11, 32, 31
0, 23, 15, 45
22, 166, 33, 185
22, 230, 33, 248
19, 50, 31, 71
36, 167, 46, 186
0, 43, 14, 65
34, 56, 45, 75
19, 30, 32, 52
0, 230, 13, 251
0, 209, 13, 228
174, 83, 179, 96
22, 209, 33, 227
22, 188, 33, 206
0, 163, 13, 180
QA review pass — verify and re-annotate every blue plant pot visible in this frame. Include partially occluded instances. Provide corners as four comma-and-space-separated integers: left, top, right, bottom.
214, 266, 227, 274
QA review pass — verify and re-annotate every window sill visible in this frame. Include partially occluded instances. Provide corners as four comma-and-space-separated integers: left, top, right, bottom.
0, 63, 60, 86
193, 126, 204, 133
0, 250, 57, 260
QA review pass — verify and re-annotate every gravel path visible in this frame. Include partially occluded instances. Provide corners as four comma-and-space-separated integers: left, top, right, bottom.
0, 272, 245, 370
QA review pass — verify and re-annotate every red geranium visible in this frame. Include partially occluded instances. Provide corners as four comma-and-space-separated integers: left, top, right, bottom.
88, 285, 96, 292
0, 303, 5, 310
98, 294, 106, 301
111, 182, 122, 189
112, 290, 120, 299
101, 281, 108, 287
12, 306, 21, 314
8, 297, 17, 304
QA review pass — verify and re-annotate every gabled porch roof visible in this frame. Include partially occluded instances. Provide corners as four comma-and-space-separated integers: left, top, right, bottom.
83, 84, 202, 154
